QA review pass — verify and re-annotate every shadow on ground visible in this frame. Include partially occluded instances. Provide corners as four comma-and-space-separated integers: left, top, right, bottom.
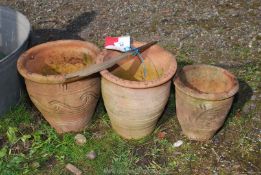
232, 79, 253, 113
30, 11, 96, 46
214, 62, 254, 117
224, 79, 253, 125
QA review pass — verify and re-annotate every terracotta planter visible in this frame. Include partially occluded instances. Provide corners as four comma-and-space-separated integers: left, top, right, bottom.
174, 64, 239, 141
97, 42, 177, 139
17, 40, 101, 133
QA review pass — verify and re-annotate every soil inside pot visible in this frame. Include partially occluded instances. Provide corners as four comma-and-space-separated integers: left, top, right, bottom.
41, 54, 92, 75
110, 55, 164, 81
25, 48, 94, 75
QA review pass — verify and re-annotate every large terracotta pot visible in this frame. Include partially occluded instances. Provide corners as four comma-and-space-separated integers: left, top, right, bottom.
17, 40, 101, 133
97, 42, 177, 139
174, 64, 239, 141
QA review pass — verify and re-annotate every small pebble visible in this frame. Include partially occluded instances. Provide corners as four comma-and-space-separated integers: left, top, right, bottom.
173, 140, 183, 147
65, 163, 82, 175
74, 134, 86, 145
173, 151, 182, 156
86, 150, 97, 160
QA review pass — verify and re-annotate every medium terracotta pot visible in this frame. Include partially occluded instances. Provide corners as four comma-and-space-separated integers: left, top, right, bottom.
17, 40, 101, 133
174, 64, 239, 141
97, 42, 177, 139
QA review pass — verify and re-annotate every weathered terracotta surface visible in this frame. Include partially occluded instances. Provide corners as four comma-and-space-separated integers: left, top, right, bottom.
98, 42, 177, 139
17, 40, 101, 133
174, 64, 239, 141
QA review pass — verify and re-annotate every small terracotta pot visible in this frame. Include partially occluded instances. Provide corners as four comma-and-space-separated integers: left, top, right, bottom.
97, 42, 177, 139
174, 64, 239, 141
17, 40, 101, 133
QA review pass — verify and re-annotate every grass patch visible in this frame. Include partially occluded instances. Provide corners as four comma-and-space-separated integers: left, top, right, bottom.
0, 102, 135, 175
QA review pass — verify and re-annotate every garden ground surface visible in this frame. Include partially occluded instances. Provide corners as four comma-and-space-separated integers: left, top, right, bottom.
0, 0, 260, 174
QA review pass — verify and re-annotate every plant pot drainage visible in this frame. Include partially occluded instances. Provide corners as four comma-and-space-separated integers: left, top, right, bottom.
174, 64, 239, 141
97, 41, 177, 139
17, 40, 101, 133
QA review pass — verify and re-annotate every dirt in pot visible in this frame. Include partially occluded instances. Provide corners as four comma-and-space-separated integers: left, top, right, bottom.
27, 51, 93, 76
44, 53, 93, 75
41, 65, 60, 75
111, 55, 164, 81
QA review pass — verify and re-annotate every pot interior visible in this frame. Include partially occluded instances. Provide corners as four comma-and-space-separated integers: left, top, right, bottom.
25, 46, 95, 75
179, 65, 235, 94
107, 49, 171, 81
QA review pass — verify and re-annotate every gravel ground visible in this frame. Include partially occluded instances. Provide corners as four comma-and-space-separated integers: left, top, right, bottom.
0, 0, 260, 174
1, 0, 260, 64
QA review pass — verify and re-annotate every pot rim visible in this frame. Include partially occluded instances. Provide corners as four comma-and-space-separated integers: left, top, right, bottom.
0, 6, 31, 63
174, 64, 239, 100
97, 42, 177, 89
17, 40, 100, 84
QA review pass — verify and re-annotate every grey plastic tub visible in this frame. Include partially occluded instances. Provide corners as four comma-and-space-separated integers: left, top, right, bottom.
0, 6, 30, 116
